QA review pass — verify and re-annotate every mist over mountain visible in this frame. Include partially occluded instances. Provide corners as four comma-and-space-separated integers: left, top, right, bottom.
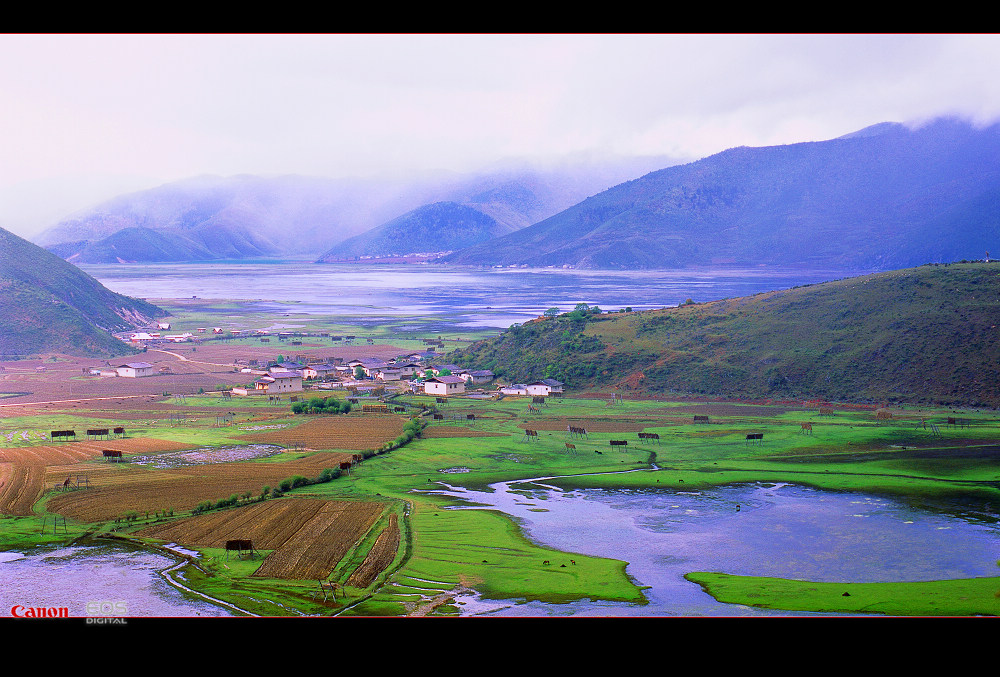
442, 117, 1000, 271
320, 202, 514, 260
35, 157, 676, 264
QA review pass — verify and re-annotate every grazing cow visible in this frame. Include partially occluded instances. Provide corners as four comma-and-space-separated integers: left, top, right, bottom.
565, 442, 576, 453
800, 423, 813, 435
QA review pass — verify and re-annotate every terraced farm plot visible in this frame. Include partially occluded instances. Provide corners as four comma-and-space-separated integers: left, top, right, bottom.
237, 414, 406, 450
44, 450, 357, 522
0, 438, 194, 516
137, 498, 386, 580
347, 512, 400, 588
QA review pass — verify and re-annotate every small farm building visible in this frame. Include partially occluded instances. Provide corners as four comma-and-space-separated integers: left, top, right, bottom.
424, 376, 466, 396
526, 379, 564, 396
115, 362, 154, 378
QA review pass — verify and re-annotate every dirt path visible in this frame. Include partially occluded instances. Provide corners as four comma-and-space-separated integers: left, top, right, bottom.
148, 349, 234, 369
0, 394, 153, 408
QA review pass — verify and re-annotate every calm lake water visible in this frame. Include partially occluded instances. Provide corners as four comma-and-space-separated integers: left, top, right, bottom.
424, 480, 1000, 617
0, 542, 234, 617
81, 262, 861, 330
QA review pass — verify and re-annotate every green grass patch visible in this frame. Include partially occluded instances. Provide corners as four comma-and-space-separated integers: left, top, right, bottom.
685, 571, 1000, 616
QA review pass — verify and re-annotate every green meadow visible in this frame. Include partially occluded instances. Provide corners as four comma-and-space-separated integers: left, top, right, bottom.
6, 378, 1000, 616
162, 394, 1000, 616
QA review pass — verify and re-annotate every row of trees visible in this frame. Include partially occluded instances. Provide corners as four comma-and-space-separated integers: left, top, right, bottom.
291, 397, 352, 415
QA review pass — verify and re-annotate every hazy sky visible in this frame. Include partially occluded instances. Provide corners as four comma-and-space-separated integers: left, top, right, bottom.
3, 34, 999, 238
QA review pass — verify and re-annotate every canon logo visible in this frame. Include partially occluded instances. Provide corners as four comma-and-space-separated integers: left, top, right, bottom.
10, 605, 69, 618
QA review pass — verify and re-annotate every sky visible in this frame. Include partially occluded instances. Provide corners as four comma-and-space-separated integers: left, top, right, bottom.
2, 33, 1000, 239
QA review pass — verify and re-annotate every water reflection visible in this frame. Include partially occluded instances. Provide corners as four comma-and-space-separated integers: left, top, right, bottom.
422, 481, 1000, 616
0, 542, 233, 617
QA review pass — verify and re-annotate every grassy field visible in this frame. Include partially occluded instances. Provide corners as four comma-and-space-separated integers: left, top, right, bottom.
5, 309, 1000, 616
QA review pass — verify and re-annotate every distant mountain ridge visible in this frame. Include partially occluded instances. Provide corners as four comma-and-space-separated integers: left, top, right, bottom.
321, 201, 513, 260
36, 158, 675, 264
442, 117, 1000, 271
0, 227, 162, 357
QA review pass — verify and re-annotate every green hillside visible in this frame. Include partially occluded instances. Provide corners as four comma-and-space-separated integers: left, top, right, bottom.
0, 226, 163, 357
448, 262, 1000, 407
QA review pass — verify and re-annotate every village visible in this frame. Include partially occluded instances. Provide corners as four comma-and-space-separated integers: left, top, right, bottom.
114, 323, 563, 401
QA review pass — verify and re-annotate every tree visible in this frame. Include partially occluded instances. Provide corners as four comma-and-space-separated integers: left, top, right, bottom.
544, 307, 560, 318
354, 366, 366, 379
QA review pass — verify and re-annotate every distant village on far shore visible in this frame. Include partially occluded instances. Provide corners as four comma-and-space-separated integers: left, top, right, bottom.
111, 324, 563, 401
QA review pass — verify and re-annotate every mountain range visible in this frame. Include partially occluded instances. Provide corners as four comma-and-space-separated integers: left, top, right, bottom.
30, 116, 1000, 272
35, 158, 674, 264
442, 118, 1000, 270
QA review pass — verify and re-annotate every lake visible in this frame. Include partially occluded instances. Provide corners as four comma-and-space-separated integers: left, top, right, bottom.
425, 480, 1000, 616
81, 262, 861, 330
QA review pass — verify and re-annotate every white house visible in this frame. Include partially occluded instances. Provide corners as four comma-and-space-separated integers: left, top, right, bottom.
526, 379, 564, 396
499, 383, 528, 396
424, 376, 466, 396
301, 364, 337, 380
115, 362, 154, 378
128, 332, 157, 343
254, 373, 302, 393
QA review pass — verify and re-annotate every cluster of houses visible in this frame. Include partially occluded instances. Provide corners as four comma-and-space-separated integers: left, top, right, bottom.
227, 352, 564, 399
89, 348, 566, 399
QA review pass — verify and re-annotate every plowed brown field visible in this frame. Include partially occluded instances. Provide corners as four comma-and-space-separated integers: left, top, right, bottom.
0, 438, 194, 516
346, 512, 399, 588
137, 498, 385, 580
237, 414, 406, 450
44, 449, 356, 522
